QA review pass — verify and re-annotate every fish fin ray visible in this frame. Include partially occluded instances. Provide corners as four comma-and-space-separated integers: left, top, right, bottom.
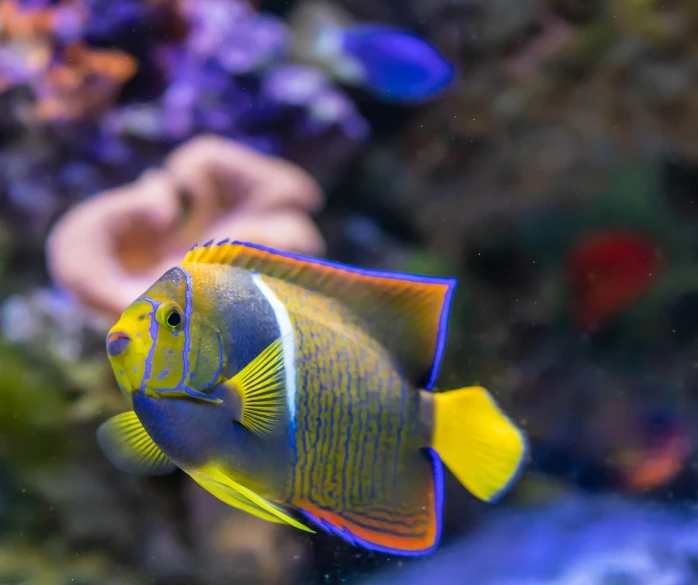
96, 411, 176, 476
189, 464, 313, 532
182, 240, 456, 389
295, 496, 439, 555
223, 335, 289, 437
294, 450, 442, 555
432, 386, 528, 502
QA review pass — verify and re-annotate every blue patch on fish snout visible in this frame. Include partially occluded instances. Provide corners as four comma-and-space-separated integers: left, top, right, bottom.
107, 333, 130, 357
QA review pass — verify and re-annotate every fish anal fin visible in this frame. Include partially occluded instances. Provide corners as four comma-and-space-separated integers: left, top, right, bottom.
296, 498, 438, 555
182, 240, 456, 389
294, 450, 443, 556
96, 411, 176, 476
189, 464, 313, 533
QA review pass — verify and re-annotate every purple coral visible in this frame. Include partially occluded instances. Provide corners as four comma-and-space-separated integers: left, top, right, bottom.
0, 0, 369, 236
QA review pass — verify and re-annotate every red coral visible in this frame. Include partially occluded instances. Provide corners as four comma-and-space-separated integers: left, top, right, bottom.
566, 231, 663, 333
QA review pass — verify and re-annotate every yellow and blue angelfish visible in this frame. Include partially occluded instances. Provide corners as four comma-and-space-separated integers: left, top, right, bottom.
98, 240, 528, 555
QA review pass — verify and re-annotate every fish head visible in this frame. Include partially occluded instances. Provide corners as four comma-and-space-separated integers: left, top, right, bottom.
106, 267, 227, 398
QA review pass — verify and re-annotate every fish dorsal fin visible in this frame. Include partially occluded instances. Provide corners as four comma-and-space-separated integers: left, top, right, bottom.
97, 411, 176, 476
222, 335, 289, 437
183, 240, 456, 389
188, 463, 314, 533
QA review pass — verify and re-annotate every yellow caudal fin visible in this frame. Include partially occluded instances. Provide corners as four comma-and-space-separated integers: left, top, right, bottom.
432, 386, 528, 502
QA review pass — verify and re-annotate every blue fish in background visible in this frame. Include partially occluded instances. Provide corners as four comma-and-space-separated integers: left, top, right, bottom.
290, 1, 454, 103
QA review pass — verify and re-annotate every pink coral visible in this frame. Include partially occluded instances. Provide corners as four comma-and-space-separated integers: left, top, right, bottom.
46, 135, 326, 319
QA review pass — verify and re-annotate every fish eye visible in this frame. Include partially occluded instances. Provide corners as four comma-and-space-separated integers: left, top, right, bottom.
155, 302, 184, 331
166, 309, 182, 329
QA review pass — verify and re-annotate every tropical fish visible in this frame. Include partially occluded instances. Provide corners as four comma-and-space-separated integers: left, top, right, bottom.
97, 240, 527, 555
290, 1, 453, 103
566, 231, 662, 334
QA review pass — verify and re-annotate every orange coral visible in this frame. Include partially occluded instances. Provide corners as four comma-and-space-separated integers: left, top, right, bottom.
0, 0, 58, 39
36, 43, 137, 121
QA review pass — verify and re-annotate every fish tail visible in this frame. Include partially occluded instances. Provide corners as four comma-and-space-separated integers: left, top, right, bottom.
431, 386, 528, 502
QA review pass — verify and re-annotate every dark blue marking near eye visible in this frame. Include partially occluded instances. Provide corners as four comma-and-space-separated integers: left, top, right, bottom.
141, 298, 161, 389
178, 267, 194, 390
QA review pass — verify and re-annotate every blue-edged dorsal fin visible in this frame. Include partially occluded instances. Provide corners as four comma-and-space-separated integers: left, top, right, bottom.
182, 240, 456, 389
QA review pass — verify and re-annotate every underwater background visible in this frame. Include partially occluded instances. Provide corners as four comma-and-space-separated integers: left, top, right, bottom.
2, 0, 698, 583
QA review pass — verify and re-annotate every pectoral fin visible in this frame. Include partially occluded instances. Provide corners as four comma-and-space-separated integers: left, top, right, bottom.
222, 335, 289, 437
188, 463, 313, 532
96, 411, 176, 476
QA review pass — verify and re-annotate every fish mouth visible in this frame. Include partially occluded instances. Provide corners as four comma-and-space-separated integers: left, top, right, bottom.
106, 331, 131, 358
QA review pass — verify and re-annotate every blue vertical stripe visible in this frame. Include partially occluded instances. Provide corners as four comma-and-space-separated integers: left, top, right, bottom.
141, 298, 161, 389
179, 267, 194, 389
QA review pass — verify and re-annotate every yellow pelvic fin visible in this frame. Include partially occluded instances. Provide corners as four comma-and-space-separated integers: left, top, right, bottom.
96, 411, 176, 476
188, 463, 314, 533
223, 335, 289, 437
432, 386, 528, 502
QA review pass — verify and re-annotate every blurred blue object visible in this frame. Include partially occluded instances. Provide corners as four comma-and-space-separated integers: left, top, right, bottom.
289, 1, 454, 102
359, 494, 698, 585
314, 25, 455, 103
342, 26, 454, 102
